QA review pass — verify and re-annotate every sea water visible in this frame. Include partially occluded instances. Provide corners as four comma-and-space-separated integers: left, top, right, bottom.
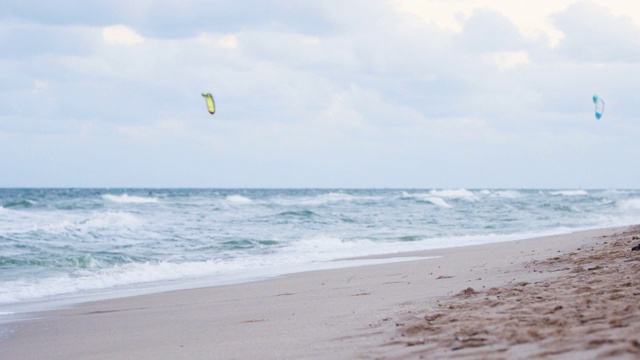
1, 188, 639, 315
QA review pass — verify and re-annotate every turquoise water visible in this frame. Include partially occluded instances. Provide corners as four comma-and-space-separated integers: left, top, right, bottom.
1, 188, 639, 311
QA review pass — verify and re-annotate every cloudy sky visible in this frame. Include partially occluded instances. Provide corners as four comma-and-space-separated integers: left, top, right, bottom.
1, 0, 639, 188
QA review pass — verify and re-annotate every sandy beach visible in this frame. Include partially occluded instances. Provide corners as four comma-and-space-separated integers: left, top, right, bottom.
2, 225, 640, 359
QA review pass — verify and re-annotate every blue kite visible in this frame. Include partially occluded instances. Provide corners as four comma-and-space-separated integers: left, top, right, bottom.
592, 95, 605, 120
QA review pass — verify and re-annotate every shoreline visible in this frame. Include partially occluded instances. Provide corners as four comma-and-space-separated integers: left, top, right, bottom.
0, 255, 437, 323
2, 225, 639, 359
0, 226, 592, 319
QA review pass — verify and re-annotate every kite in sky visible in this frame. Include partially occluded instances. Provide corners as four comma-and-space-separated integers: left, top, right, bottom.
593, 95, 605, 120
202, 92, 215, 115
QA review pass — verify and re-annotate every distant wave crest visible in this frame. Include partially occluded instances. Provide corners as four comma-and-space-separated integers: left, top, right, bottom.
226, 195, 252, 204
429, 188, 478, 200
402, 192, 452, 208
103, 194, 158, 204
479, 190, 523, 198
549, 190, 589, 197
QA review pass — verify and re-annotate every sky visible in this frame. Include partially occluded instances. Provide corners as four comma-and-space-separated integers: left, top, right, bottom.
1, 0, 640, 188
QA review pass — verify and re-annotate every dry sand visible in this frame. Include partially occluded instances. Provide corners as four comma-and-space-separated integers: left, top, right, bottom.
390, 226, 640, 359
2, 226, 640, 359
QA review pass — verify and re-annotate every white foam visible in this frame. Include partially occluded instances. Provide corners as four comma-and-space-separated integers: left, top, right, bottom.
0, 222, 616, 306
272, 192, 382, 207
37, 211, 142, 233
278, 231, 562, 264
0, 235, 452, 303
618, 198, 640, 210
402, 192, 452, 208
103, 194, 158, 204
480, 190, 523, 198
302, 192, 356, 205
225, 195, 252, 204
0, 260, 226, 304
425, 196, 452, 208
430, 189, 479, 201
81, 212, 142, 230
549, 190, 589, 197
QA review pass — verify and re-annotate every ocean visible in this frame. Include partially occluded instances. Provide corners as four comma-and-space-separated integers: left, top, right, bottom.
1, 188, 639, 316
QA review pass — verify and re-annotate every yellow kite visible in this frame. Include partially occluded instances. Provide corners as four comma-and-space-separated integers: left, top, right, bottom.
202, 92, 215, 115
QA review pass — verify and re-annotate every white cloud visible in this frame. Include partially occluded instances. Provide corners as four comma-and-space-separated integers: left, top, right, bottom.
102, 25, 145, 46
391, 0, 570, 47
217, 35, 238, 49
300, 36, 320, 45
392, 0, 640, 49
493, 50, 530, 69
596, 0, 640, 26
454, 8, 524, 52
552, 2, 640, 63
390, 0, 469, 33
196, 33, 239, 50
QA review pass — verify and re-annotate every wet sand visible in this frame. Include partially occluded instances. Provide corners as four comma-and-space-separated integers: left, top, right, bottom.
2, 226, 639, 359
